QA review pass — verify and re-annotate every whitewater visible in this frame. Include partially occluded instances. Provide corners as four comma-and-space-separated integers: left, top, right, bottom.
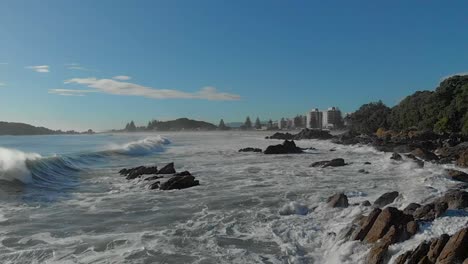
0, 132, 466, 264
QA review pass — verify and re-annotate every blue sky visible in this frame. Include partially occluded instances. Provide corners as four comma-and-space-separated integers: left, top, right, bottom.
0, 0, 467, 131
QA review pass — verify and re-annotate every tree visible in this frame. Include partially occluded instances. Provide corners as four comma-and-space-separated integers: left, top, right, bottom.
254, 117, 262, 129
218, 119, 230, 130
125, 121, 137, 132
348, 101, 391, 135
244, 116, 252, 130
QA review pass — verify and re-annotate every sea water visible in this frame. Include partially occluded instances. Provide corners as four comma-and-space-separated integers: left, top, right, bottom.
0, 132, 467, 264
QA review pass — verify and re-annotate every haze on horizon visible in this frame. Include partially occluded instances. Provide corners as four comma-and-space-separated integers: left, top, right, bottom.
0, 0, 467, 131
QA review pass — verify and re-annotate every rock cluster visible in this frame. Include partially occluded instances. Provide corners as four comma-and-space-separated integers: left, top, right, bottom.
266, 129, 333, 140
264, 140, 303, 154
238, 147, 262, 153
120, 162, 199, 191
310, 158, 347, 168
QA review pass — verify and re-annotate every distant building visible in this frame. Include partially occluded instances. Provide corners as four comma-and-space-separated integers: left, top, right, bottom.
306, 108, 323, 129
324, 107, 343, 129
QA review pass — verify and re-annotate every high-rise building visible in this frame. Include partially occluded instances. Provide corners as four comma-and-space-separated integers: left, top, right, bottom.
306, 108, 323, 129
324, 107, 343, 129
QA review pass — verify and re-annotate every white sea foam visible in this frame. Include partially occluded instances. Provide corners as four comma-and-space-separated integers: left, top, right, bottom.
106, 136, 170, 155
0, 147, 41, 183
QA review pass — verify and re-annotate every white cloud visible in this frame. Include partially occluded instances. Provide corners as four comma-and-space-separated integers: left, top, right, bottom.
64, 77, 241, 101
26, 65, 49, 73
65, 63, 90, 71
113, 75, 131, 81
48, 88, 97, 96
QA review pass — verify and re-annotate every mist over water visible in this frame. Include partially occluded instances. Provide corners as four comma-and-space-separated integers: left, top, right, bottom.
0, 132, 466, 263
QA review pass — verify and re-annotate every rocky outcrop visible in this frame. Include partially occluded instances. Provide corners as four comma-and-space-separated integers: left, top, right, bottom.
405, 154, 425, 168
412, 202, 448, 221
390, 153, 402, 161
457, 149, 468, 167
395, 228, 468, 264
157, 162, 176, 174
266, 129, 333, 140
327, 193, 349, 208
264, 140, 303, 154
403, 203, 421, 215
434, 189, 468, 209
310, 158, 347, 168
411, 148, 439, 161
373, 191, 399, 208
119, 166, 158, 180
159, 173, 200, 190
238, 147, 262, 153
446, 169, 468, 183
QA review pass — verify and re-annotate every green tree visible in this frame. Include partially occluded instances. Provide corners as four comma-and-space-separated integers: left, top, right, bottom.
254, 117, 262, 129
244, 116, 252, 130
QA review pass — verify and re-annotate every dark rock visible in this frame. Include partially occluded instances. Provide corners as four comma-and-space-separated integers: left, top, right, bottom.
395, 233, 451, 264
149, 181, 160, 190
267, 132, 295, 140
358, 169, 369, 174
413, 202, 448, 221
122, 166, 158, 180
403, 203, 421, 215
373, 191, 399, 208
367, 226, 397, 264
411, 148, 439, 161
174, 171, 192, 177
157, 162, 176, 174
159, 175, 199, 190
267, 129, 333, 140
364, 162, 372, 165
361, 200, 371, 206
395, 241, 431, 264
427, 234, 450, 263
436, 227, 468, 264
239, 147, 262, 153
330, 148, 336, 152
446, 169, 468, 183
264, 140, 303, 155
435, 190, 468, 209
310, 158, 347, 168
144, 175, 163, 181
327, 193, 349, 208
391, 152, 403, 161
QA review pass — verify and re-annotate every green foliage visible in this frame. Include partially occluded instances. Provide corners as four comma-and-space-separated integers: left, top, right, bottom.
218, 119, 230, 130
254, 117, 262, 129
462, 113, 468, 136
146, 118, 217, 131
434, 117, 450, 134
348, 100, 391, 134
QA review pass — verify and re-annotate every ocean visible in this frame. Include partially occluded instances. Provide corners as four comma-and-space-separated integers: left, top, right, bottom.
0, 132, 466, 264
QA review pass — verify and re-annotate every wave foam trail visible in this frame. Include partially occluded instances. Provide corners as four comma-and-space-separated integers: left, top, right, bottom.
0, 147, 41, 183
106, 136, 171, 156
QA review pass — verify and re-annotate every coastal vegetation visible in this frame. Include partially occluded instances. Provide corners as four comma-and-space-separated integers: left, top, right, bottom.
348, 75, 468, 136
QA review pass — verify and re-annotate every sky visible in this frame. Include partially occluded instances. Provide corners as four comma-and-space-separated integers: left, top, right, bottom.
0, 0, 467, 131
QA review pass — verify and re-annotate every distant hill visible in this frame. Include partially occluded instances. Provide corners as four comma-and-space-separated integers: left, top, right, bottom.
0, 121, 93, 136
145, 118, 217, 131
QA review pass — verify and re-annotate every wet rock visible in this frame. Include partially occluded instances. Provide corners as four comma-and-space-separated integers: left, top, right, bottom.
363, 207, 414, 243
403, 203, 421, 215
413, 202, 448, 221
367, 226, 397, 264
446, 169, 468, 183
456, 149, 468, 167
327, 193, 349, 208
157, 162, 176, 174
435, 190, 468, 209
264, 140, 303, 154
395, 233, 451, 264
411, 148, 439, 161
267, 129, 333, 140
352, 208, 382, 241
310, 158, 347, 168
405, 154, 425, 167
436, 227, 468, 263
358, 169, 369, 174
427, 234, 450, 263
361, 200, 371, 206
238, 147, 262, 153
364, 162, 372, 165
390, 152, 402, 161
373, 191, 399, 208
121, 166, 158, 180
174, 171, 192, 177
329, 148, 336, 152
395, 241, 430, 264
159, 174, 199, 190
149, 181, 160, 190
143, 175, 163, 181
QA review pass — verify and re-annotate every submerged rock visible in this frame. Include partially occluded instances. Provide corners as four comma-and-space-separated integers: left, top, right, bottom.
157, 162, 176, 174
310, 158, 347, 168
327, 193, 349, 208
373, 191, 399, 208
238, 147, 262, 153
264, 140, 303, 154
411, 147, 439, 161
390, 152, 402, 161
405, 154, 425, 168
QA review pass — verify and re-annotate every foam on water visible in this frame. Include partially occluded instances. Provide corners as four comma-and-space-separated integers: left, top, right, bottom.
0, 147, 41, 183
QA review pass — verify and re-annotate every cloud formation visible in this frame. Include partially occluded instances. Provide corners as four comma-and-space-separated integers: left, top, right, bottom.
113, 75, 131, 81
48, 88, 96, 96
65, 63, 90, 71
26, 65, 50, 73
63, 77, 241, 101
